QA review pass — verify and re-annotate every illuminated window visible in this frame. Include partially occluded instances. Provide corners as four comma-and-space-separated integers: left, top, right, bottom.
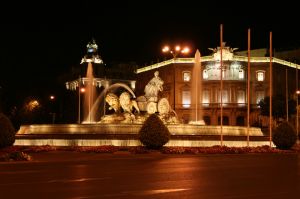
256, 91, 264, 104
202, 90, 210, 106
183, 71, 191, 82
239, 69, 244, 79
203, 70, 208, 79
182, 90, 191, 108
237, 90, 245, 104
218, 90, 228, 104
256, 70, 265, 81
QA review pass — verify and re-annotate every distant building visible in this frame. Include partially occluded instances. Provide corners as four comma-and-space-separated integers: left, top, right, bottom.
136, 43, 300, 126
65, 39, 136, 122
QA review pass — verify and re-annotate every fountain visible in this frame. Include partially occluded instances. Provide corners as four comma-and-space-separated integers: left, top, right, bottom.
14, 40, 269, 147
83, 62, 97, 123
189, 50, 205, 125
14, 69, 269, 147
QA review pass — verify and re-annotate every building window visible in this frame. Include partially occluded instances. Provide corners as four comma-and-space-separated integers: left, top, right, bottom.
202, 90, 210, 106
222, 70, 226, 79
237, 90, 245, 104
256, 70, 265, 81
182, 90, 191, 108
239, 69, 244, 79
218, 116, 229, 125
218, 89, 228, 104
256, 90, 264, 104
183, 71, 191, 82
236, 116, 245, 126
203, 116, 211, 125
203, 70, 208, 79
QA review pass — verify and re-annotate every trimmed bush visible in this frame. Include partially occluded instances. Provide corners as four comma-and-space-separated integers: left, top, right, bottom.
0, 113, 16, 148
273, 122, 297, 150
139, 114, 170, 149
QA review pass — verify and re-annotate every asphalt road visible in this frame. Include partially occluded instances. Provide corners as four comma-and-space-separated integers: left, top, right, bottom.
0, 152, 299, 199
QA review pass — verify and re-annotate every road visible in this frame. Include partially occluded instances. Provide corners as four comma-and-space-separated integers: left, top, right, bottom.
0, 152, 299, 199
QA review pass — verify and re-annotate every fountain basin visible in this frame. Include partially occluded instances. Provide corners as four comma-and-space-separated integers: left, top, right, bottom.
14, 124, 272, 147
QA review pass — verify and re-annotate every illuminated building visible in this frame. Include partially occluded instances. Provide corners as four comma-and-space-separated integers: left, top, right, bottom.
136, 43, 300, 126
65, 39, 136, 122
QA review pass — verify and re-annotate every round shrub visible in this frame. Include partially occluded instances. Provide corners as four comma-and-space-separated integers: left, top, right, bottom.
139, 114, 170, 149
0, 113, 16, 148
272, 122, 297, 150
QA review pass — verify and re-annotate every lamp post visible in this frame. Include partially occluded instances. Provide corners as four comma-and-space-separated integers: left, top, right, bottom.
162, 45, 190, 115
296, 62, 299, 142
78, 84, 86, 124
162, 45, 190, 59
296, 90, 300, 140
49, 95, 56, 124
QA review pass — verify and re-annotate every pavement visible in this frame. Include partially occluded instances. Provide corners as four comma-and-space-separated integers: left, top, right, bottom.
0, 151, 299, 199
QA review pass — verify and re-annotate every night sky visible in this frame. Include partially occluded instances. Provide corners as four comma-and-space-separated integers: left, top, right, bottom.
0, 0, 299, 109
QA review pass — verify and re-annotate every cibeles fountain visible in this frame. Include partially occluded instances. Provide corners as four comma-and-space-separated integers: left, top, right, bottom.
14, 41, 267, 147
101, 70, 178, 124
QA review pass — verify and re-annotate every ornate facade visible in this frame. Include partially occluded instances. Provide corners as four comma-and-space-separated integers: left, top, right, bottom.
136, 44, 300, 126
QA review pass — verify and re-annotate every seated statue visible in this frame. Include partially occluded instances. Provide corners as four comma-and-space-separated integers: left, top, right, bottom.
144, 71, 164, 102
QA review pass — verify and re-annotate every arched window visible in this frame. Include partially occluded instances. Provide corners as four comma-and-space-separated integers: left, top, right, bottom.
236, 116, 245, 126
237, 90, 245, 104
202, 90, 210, 106
218, 116, 229, 125
256, 70, 265, 81
256, 90, 264, 104
182, 90, 191, 108
203, 116, 211, 125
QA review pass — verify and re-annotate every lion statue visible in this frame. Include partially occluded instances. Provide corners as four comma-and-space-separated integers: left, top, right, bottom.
119, 92, 140, 114
105, 92, 140, 114
105, 93, 120, 113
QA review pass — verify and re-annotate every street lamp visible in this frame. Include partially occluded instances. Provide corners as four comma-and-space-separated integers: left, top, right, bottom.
49, 95, 56, 124
162, 45, 190, 59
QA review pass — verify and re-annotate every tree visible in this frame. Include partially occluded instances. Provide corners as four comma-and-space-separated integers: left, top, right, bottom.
139, 114, 170, 149
0, 113, 16, 148
258, 95, 296, 119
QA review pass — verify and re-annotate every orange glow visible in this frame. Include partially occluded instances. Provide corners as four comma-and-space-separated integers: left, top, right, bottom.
25, 100, 40, 111
80, 88, 86, 93
181, 47, 190, 54
161, 44, 191, 58
162, 46, 170, 52
50, 95, 55, 100
296, 90, 300, 95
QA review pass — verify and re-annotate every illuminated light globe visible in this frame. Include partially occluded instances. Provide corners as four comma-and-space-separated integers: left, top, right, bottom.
162, 44, 190, 58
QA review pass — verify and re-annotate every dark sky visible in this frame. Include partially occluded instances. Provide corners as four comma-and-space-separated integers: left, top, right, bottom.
0, 0, 299, 104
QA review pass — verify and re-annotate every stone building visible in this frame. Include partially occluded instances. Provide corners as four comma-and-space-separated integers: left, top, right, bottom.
136, 43, 300, 126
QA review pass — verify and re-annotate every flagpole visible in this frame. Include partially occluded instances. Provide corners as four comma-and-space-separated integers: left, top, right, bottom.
269, 32, 273, 147
247, 28, 251, 147
296, 62, 299, 141
286, 66, 288, 122
220, 24, 223, 146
